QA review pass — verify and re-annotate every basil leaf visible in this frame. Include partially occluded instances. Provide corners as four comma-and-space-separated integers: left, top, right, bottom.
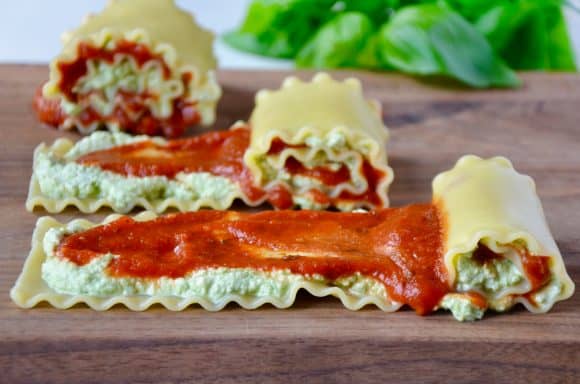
544, 5, 576, 70
495, 7, 548, 70
352, 34, 390, 69
500, 4, 576, 70
223, 0, 336, 58
378, 4, 520, 87
440, 0, 497, 21
296, 13, 375, 68
333, 0, 399, 25
471, 0, 575, 70
474, 3, 530, 52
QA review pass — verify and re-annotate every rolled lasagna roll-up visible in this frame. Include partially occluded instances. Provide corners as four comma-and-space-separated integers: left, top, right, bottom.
13, 156, 573, 320
27, 73, 393, 213
244, 73, 393, 210
33, 0, 221, 138
434, 155, 574, 319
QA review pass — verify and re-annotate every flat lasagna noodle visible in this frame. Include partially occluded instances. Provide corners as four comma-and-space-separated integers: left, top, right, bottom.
34, 0, 221, 138
10, 212, 401, 312
27, 73, 393, 213
12, 156, 574, 320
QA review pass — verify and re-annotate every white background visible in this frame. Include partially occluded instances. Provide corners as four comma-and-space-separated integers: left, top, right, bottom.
0, 0, 579, 69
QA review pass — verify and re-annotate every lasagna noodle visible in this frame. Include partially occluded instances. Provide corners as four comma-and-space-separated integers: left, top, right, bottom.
10, 212, 402, 312
26, 134, 262, 214
41, 0, 221, 134
434, 155, 575, 312
13, 156, 575, 317
244, 73, 393, 209
27, 111, 393, 213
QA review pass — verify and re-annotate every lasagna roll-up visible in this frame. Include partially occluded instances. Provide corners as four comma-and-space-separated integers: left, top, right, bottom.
27, 73, 393, 213
34, 0, 221, 138
434, 155, 574, 318
12, 156, 573, 321
244, 73, 393, 211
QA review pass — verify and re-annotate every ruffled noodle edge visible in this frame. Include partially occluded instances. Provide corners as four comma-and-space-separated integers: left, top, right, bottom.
244, 74, 393, 207
256, 131, 393, 208
43, 27, 221, 130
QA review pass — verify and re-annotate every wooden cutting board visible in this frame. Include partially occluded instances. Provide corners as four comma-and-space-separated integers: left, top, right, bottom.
1, 65, 578, 383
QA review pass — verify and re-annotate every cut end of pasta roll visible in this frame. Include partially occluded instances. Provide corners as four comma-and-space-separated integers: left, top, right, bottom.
434, 155, 574, 320
33, 0, 221, 138
244, 72, 393, 210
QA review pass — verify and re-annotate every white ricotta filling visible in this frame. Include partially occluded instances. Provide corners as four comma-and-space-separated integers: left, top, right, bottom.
64, 131, 158, 159
450, 249, 563, 319
455, 252, 525, 295
41, 226, 389, 303
36, 132, 240, 212
258, 132, 370, 210
440, 294, 485, 322
60, 55, 187, 130
442, 250, 529, 321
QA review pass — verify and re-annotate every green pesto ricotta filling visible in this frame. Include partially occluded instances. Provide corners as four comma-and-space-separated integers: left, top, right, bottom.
41, 226, 389, 303
440, 251, 525, 321
63, 131, 157, 159
61, 56, 185, 122
455, 252, 525, 295
532, 278, 565, 308
448, 249, 562, 320
440, 294, 485, 322
257, 132, 369, 210
36, 132, 240, 212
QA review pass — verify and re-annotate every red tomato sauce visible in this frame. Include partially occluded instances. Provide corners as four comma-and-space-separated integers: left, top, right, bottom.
58, 40, 171, 101
472, 244, 550, 292
284, 157, 351, 186
32, 87, 66, 127
57, 204, 449, 314
33, 41, 199, 137
267, 138, 307, 155
521, 253, 551, 291
335, 161, 385, 206
79, 126, 266, 202
267, 139, 386, 206
76, 127, 388, 209
522, 252, 552, 306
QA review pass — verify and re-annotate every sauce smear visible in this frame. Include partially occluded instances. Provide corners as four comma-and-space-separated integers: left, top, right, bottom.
78, 127, 266, 203
77, 127, 386, 208
57, 205, 448, 314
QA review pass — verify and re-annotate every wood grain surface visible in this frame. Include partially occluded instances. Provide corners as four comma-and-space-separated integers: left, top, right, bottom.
1, 65, 579, 384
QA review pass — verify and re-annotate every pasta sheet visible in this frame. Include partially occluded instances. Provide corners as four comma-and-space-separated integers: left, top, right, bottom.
10, 212, 401, 312
26, 135, 260, 214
